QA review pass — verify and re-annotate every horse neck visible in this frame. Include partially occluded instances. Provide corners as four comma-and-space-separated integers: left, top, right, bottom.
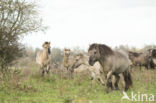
98, 55, 111, 68
64, 55, 70, 63
98, 59, 105, 68
43, 48, 49, 58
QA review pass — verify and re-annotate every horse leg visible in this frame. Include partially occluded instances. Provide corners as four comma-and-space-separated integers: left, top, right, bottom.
147, 63, 150, 70
106, 71, 113, 93
145, 65, 148, 70
66, 67, 70, 78
122, 70, 133, 91
98, 77, 105, 86
67, 67, 72, 79
70, 70, 74, 79
91, 76, 94, 87
69, 69, 73, 79
120, 73, 126, 91
96, 69, 105, 86
90, 72, 96, 87
114, 74, 120, 90
46, 65, 50, 74
97, 75, 105, 86
139, 64, 142, 71
41, 66, 45, 77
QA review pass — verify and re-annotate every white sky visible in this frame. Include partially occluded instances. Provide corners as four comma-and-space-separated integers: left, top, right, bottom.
22, 0, 156, 50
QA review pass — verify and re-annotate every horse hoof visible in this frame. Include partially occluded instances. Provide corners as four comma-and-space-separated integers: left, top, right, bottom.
115, 88, 120, 90
106, 91, 109, 93
111, 87, 114, 90
106, 89, 110, 93
124, 88, 128, 91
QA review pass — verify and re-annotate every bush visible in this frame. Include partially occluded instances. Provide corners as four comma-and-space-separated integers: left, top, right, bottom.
0, 0, 46, 76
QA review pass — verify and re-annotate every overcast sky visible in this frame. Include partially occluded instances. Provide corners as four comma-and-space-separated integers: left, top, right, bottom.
22, 0, 156, 50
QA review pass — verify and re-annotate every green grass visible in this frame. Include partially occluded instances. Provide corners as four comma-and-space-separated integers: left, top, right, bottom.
0, 68, 156, 103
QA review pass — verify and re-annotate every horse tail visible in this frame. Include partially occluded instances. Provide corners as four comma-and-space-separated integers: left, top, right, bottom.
123, 69, 133, 91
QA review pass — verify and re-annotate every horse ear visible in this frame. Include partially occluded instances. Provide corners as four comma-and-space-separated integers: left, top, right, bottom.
95, 43, 99, 49
44, 41, 48, 44
64, 48, 70, 51
64, 48, 67, 51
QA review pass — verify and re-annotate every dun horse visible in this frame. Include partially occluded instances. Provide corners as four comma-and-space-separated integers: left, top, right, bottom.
63, 49, 75, 77
128, 51, 151, 70
36, 42, 51, 77
71, 53, 104, 86
88, 43, 132, 93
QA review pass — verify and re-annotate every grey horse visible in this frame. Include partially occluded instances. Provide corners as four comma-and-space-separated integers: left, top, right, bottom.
128, 50, 151, 70
88, 43, 132, 93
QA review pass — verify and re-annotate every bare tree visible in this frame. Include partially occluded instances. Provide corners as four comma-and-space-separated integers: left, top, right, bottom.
0, 0, 46, 74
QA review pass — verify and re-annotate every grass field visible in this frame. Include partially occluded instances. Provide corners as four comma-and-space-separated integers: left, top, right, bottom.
0, 66, 156, 103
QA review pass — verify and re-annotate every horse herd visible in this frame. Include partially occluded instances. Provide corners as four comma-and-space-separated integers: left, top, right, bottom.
36, 42, 156, 93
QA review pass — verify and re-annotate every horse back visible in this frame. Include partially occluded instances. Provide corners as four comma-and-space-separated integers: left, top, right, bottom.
114, 50, 129, 61
110, 50, 130, 72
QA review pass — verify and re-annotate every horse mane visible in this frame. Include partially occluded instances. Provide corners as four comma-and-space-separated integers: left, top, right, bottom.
98, 44, 114, 56
44, 41, 49, 44
64, 48, 71, 51
129, 51, 142, 57
89, 43, 114, 57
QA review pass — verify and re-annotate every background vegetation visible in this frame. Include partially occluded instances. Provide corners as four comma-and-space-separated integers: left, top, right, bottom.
0, 0, 46, 77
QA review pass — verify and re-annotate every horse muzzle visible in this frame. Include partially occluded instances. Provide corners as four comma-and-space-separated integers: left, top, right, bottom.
89, 58, 95, 66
